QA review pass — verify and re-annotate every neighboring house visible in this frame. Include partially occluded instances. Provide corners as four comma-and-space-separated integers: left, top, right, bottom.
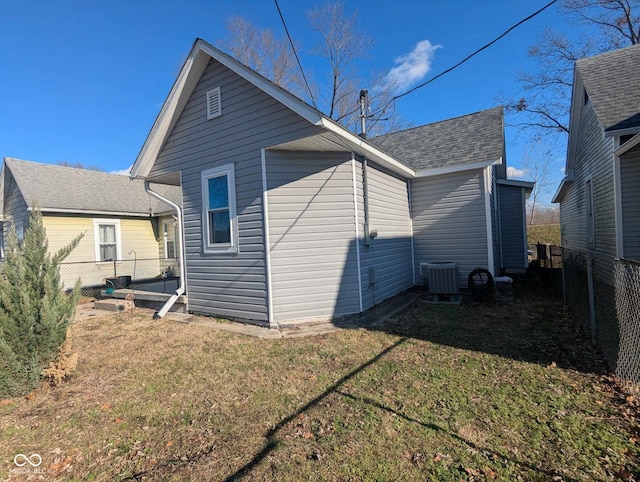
130, 38, 532, 327
0, 157, 182, 289
552, 43, 640, 374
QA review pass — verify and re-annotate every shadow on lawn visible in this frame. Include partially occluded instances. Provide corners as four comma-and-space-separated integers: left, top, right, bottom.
380, 280, 608, 376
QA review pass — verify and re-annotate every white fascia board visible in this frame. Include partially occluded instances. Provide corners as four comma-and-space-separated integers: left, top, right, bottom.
497, 179, 535, 189
320, 118, 415, 178
551, 178, 571, 204
614, 132, 640, 156
30, 207, 150, 218
605, 126, 640, 138
130, 46, 203, 180
131, 39, 324, 181
197, 40, 323, 126
415, 158, 502, 178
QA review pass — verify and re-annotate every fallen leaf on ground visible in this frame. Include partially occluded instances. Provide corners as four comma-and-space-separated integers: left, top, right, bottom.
113, 417, 124, 423
166, 441, 174, 447
547, 361, 557, 369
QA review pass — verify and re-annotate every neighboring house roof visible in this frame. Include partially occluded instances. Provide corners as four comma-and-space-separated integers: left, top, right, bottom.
577, 43, 640, 134
370, 106, 504, 174
130, 38, 414, 181
0, 157, 181, 219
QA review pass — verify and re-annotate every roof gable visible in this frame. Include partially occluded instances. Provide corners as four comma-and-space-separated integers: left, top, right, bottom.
577, 43, 640, 134
2, 158, 180, 217
370, 106, 504, 172
130, 39, 414, 180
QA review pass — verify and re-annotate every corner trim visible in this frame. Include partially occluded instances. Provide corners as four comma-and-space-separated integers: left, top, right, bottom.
351, 156, 364, 313
483, 166, 495, 276
261, 149, 275, 326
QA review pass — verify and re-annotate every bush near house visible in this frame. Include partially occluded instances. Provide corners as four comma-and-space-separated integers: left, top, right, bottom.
0, 209, 83, 397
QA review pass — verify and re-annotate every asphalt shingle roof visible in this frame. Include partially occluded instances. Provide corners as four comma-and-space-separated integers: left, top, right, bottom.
2, 158, 181, 216
370, 106, 504, 171
577, 43, 640, 133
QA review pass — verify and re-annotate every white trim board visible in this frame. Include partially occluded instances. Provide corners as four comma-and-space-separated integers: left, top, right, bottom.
261, 149, 275, 326
415, 158, 502, 178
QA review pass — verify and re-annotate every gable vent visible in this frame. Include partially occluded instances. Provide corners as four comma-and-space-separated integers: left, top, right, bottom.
206, 87, 221, 120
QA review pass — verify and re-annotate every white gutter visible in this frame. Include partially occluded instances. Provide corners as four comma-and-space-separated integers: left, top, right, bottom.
415, 158, 502, 178
144, 181, 186, 318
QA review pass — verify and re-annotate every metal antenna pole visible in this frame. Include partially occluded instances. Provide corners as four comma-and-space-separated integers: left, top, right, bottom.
359, 90, 368, 138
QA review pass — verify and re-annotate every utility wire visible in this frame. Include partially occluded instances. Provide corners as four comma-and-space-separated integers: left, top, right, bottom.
273, 0, 319, 111
368, 0, 559, 125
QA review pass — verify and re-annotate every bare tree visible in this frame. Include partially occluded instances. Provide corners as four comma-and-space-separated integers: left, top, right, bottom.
507, 0, 640, 139
521, 143, 557, 225
219, 16, 304, 95
307, 2, 373, 123
219, 2, 409, 136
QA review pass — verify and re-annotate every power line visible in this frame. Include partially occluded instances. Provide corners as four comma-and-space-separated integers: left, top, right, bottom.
369, 0, 559, 125
273, 0, 319, 111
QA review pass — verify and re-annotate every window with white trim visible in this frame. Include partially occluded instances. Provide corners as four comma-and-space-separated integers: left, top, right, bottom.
93, 219, 122, 262
201, 165, 237, 253
163, 220, 177, 259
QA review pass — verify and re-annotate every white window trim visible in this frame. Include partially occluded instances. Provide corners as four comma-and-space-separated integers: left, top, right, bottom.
163, 219, 177, 259
93, 219, 122, 263
201, 164, 238, 254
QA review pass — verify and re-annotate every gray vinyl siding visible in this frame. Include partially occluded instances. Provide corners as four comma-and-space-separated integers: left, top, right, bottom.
266, 151, 360, 322
410, 169, 489, 288
499, 184, 527, 269
561, 100, 617, 286
151, 58, 322, 323
620, 151, 640, 261
357, 161, 413, 310
2, 169, 29, 244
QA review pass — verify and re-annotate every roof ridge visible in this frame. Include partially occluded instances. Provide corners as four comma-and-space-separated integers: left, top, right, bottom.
4, 156, 128, 178
372, 105, 503, 140
577, 42, 640, 66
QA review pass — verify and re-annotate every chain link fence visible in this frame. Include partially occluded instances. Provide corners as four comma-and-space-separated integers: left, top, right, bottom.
614, 258, 640, 386
562, 248, 640, 389
60, 257, 180, 297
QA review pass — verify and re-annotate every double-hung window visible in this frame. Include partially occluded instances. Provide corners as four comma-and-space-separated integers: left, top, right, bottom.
163, 220, 177, 259
201, 164, 237, 253
93, 219, 121, 262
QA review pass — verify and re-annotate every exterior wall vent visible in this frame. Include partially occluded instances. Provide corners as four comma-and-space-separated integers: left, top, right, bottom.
425, 261, 459, 295
206, 87, 222, 120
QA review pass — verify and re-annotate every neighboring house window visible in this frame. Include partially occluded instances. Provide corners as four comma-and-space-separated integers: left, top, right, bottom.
93, 219, 121, 262
15, 221, 24, 243
201, 164, 237, 253
163, 220, 177, 259
586, 180, 595, 248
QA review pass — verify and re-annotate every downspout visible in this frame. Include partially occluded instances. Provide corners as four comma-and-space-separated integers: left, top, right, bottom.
145, 181, 186, 319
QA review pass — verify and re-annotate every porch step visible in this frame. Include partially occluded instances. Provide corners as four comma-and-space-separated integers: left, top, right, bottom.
93, 299, 135, 312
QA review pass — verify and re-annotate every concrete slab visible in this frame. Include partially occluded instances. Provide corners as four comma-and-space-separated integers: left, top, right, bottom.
94, 299, 135, 312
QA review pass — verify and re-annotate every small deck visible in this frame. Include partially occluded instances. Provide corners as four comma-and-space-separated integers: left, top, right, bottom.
102, 278, 187, 313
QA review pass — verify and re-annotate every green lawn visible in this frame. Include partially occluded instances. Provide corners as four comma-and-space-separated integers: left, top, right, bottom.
528, 224, 561, 246
1, 283, 638, 481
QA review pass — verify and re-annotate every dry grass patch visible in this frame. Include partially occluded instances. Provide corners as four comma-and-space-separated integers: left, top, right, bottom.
0, 284, 638, 481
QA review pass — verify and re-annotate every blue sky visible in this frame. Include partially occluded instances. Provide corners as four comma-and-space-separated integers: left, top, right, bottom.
1, 1, 585, 202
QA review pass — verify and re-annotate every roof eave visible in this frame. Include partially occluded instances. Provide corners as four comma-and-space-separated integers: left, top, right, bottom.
604, 126, 640, 138
32, 207, 152, 218
551, 170, 574, 203
319, 118, 415, 178
614, 131, 640, 156
415, 158, 502, 178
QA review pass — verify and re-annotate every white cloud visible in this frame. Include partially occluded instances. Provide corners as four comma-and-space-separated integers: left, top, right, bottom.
507, 166, 528, 178
384, 40, 441, 92
110, 165, 132, 176
560, 166, 566, 174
